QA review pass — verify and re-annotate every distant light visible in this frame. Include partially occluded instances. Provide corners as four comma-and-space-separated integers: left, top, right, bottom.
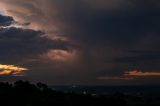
83, 91, 87, 95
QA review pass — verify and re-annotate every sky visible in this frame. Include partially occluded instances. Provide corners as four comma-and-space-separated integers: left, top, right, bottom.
0, 0, 160, 85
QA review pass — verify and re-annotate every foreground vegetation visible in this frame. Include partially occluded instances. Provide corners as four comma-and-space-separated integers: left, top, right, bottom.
0, 81, 159, 106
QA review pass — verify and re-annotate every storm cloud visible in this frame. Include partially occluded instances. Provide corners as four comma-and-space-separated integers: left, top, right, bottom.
0, 14, 76, 82
0, 0, 160, 85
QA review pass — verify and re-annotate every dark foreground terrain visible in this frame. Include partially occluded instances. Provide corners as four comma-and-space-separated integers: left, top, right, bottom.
0, 81, 160, 106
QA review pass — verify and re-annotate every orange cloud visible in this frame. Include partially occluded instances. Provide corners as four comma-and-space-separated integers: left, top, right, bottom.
125, 70, 160, 77
97, 70, 160, 81
0, 64, 28, 76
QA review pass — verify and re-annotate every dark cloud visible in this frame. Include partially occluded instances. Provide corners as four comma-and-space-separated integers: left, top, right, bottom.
55, 0, 160, 80
0, 15, 73, 65
115, 51, 160, 63
61, 0, 160, 46
0, 0, 160, 85
0, 15, 78, 83
0, 15, 13, 26
112, 50, 160, 71
57, 0, 160, 85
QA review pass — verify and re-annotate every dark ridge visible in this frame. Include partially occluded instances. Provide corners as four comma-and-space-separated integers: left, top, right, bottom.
0, 80, 159, 106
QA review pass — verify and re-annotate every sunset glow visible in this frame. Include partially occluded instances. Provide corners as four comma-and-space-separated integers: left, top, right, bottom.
125, 70, 160, 77
97, 70, 160, 81
0, 64, 28, 76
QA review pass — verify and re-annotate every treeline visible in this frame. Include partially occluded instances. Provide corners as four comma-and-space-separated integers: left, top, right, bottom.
0, 80, 159, 106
